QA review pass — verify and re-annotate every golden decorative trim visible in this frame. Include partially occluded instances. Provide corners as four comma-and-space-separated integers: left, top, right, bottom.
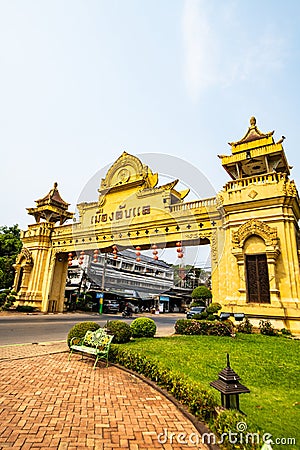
232, 219, 279, 248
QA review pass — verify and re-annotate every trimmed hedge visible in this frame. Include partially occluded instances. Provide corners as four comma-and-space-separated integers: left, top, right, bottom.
211, 409, 261, 449
109, 345, 216, 422
105, 320, 132, 343
67, 321, 100, 347
15, 305, 37, 313
175, 319, 235, 336
130, 317, 156, 338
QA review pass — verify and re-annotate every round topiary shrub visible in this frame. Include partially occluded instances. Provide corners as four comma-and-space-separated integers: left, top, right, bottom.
105, 320, 132, 343
130, 317, 156, 338
67, 321, 100, 347
191, 286, 212, 306
190, 301, 204, 308
206, 314, 218, 321
191, 313, 203, 320
189, 311, 208, 320
199, 311, 208, 320
206, 302, 222, 315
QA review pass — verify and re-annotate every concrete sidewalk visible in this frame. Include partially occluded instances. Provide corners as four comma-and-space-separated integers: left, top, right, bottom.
0, 342, 210, 450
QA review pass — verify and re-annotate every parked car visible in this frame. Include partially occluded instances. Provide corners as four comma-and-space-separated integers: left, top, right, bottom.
103, 300, 120, 314
186, 306, 205, 319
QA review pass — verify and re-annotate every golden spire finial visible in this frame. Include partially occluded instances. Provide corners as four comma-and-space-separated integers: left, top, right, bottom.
49, 182, 58, 199
250, 116, 256, 127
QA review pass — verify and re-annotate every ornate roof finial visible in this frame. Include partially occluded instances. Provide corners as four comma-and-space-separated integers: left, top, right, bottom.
229, 117, 274, 147
49, 182, 58, 199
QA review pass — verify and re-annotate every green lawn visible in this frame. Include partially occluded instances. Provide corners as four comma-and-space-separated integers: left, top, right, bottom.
121, 334, 299, 446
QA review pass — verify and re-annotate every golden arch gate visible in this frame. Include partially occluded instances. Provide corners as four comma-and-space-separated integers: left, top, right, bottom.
14, 119, 300, 332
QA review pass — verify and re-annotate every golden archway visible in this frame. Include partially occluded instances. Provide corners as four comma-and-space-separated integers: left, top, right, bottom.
14, 118, 300, 332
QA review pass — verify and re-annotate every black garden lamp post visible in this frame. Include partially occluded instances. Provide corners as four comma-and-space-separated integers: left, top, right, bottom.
210, 354, 250, 411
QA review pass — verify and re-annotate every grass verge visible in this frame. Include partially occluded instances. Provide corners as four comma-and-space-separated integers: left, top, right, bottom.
113, 333, 299, 448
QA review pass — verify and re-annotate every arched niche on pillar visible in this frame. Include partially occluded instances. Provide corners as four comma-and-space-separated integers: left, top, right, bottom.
13, 248, 34, 302
232, 219, 281, 304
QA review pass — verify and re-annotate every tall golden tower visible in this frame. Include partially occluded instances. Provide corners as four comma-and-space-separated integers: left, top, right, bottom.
214, 118, 300, 331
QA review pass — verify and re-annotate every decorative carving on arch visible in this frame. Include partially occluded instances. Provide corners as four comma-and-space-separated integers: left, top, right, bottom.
232, 219, 281, 298
99, 152, 158, 193
232, 219, 279, 248
15, 247, 33, 266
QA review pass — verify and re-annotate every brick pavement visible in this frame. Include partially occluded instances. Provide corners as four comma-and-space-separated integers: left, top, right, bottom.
0, 342, 68, 361
0, 343, 210, 450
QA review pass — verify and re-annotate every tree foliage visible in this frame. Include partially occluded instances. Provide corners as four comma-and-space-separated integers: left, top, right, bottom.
0, 289, 17, 310
171, 264, 210, 288
0, 225, 22, 289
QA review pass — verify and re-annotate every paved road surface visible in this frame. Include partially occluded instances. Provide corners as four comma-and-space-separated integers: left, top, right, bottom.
0, 313, 181, 345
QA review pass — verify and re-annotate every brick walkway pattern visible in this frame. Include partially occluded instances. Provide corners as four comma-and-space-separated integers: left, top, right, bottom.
0, 344, 208, 450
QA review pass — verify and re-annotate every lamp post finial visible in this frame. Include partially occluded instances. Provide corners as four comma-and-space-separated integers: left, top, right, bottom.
226, 353, 230, 367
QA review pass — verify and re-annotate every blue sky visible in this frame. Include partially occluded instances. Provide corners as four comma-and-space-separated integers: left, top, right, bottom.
1, 0, 299, 266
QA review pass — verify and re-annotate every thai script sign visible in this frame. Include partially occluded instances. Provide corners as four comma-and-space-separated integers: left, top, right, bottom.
91, 205, 151, 224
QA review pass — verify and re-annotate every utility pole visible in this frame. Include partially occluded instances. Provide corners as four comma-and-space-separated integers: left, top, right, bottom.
99, 253, 107, 314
